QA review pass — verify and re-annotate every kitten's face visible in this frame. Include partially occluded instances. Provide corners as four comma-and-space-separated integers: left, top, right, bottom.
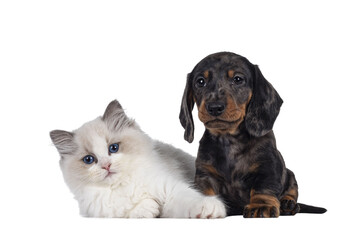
50, 100, 148, 189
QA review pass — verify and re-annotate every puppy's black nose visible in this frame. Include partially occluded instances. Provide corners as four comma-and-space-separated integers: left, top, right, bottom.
206, 102, 225, 116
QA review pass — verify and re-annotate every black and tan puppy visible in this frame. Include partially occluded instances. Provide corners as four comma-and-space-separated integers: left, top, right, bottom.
180, 52, 326, 217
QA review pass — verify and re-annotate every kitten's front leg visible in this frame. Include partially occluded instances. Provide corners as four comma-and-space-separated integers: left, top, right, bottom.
127, 198, 161, 218
188, 195, 226, 219
190, 166, 226, 218
162, 182, 226, 218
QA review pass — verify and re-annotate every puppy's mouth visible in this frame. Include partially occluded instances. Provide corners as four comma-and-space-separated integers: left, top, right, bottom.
204, 118, 243, 129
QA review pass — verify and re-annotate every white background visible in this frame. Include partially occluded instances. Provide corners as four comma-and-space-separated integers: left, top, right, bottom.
1, 0, 359, 239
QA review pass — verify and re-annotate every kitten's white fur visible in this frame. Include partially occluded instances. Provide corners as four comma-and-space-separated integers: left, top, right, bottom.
50, 100, 226, 218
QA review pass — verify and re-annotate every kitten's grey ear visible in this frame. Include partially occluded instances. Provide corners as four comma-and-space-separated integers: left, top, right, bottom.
102, 100, 134, 131
50, 130, 76, 156
103, 100, 124, 120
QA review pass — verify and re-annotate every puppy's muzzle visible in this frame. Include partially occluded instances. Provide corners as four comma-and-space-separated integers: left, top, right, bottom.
206, 102, 226, 117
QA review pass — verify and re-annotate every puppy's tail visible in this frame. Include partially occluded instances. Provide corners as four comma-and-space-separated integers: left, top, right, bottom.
298, 203, 327, 214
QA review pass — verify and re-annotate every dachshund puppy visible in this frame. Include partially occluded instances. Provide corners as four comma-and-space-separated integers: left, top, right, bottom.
180, 52, 326, 217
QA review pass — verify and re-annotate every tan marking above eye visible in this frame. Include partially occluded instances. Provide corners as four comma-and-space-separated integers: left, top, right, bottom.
228, 70, 235, 78
204, 70, 209, 78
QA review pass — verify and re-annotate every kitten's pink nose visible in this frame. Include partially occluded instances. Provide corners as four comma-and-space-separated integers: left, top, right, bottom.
102, 163, 111, 171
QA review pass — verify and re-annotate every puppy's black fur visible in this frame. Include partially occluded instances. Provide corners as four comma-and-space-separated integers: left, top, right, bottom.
180, 52, 326, 217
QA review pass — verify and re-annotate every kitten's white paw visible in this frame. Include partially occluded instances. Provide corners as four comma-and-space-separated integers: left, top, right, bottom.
128, 199, 160, 218
189, 196, 226, 219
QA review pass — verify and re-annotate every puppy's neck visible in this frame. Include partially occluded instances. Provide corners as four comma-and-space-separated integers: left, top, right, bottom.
206, 118, 245, 136
206, 122, 251, 142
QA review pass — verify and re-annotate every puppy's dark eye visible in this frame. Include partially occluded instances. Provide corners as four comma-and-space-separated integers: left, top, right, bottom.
83, 155, 95, 164
233, 75, 245, 85
109, 143, 119, 153
195, 77, 206, 88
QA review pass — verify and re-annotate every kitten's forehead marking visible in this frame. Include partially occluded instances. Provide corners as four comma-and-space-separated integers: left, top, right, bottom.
74, 118, 110, 157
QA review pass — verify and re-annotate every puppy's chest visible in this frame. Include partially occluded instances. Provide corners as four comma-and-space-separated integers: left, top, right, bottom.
200, 136, 254, 182
199, 138, 256, 205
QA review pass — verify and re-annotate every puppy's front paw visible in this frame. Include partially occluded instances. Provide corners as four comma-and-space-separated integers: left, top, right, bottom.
128, 199, 160, 218
280, 199, 300, 215
189, 196, 226, 219
244, 203, 280, 218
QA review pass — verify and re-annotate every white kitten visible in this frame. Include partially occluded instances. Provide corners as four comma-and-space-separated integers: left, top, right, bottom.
50, 100, 226, 218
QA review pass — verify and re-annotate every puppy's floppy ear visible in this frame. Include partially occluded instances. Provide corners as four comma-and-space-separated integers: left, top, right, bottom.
179, 73, 195, 143
245, 65, 283, 137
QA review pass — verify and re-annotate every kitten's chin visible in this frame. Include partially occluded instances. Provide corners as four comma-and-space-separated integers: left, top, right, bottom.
102, 172, 119, 184
106, 172, 115, 178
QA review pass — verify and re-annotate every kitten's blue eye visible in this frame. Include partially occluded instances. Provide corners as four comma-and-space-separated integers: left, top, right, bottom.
109, 143, 119, 153
83, 155, 95, 164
